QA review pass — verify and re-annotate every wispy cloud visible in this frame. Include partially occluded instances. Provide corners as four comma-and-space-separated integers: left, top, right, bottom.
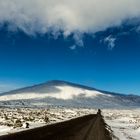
69, 45, 77, 50
73, 34, 84, 47
0, 0, 140, 37
103, 35, 116, 50
69, 33, 84, 50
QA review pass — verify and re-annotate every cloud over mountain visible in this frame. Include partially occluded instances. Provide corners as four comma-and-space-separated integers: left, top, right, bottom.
0, 0, 140, 36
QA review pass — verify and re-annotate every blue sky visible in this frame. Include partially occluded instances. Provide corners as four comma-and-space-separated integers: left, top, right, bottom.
0, 24, 140, 95
0, 0, 140, 95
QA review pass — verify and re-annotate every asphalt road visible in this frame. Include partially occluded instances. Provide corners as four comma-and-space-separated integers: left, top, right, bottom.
0, 113, 112, 140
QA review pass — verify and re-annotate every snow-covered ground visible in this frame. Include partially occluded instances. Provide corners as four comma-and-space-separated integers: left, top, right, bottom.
104, 109, 140, 140
0, 107, 140, 140
0, 107, 96, 136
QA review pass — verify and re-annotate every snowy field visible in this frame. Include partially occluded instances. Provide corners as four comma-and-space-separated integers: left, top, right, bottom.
104, 109, 140, 140
0, 107, 140, 140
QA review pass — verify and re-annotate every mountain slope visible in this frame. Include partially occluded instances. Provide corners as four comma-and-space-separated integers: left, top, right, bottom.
0, 80, 140, 109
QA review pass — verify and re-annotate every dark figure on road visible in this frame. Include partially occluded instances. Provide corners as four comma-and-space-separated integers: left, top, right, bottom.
97, 109, 101, 115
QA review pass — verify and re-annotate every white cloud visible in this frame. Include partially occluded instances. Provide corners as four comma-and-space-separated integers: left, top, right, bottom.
0, 0, 140, 36
69, 45, 77, 50
104, 35, 116, 49
73, 33, 84, 47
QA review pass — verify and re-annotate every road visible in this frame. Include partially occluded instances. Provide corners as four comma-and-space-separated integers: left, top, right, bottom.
0, 113, 112, 140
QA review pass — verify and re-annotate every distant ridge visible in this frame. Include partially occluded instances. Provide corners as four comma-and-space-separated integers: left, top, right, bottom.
0, 80, 126, 96
0, 80, 140, 109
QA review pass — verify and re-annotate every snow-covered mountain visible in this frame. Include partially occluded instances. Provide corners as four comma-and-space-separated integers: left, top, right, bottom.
0, 80, 140, 109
